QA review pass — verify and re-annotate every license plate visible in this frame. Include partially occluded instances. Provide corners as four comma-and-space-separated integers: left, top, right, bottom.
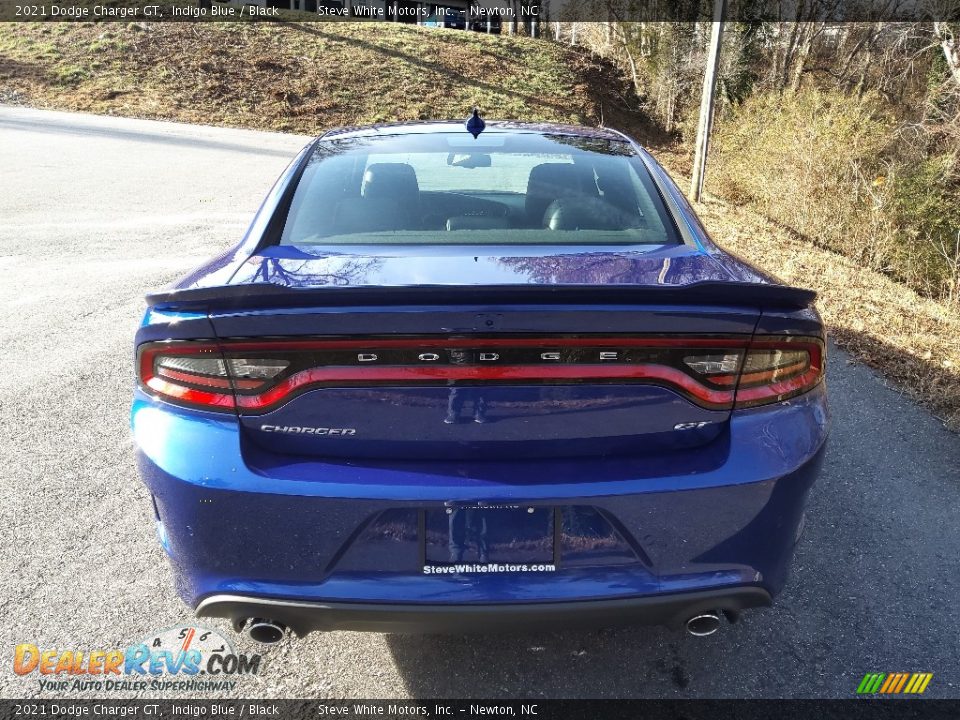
422, 505, 556, 566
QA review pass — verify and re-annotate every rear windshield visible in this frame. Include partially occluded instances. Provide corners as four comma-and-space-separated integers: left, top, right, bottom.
279, 132, 681, 247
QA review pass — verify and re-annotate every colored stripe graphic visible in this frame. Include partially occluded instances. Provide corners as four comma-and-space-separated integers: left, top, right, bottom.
907, 673, 933, 694
893, 673, 910, 693
858, 673, 932, 694
857, 674, 886, 694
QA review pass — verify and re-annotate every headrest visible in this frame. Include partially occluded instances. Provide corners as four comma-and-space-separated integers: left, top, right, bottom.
361, 163, 420, 204
542, 197, 625, 231
525, 163, 595, 224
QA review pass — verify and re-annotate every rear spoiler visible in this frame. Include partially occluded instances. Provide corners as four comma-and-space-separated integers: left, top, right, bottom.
146, 281, 815, 312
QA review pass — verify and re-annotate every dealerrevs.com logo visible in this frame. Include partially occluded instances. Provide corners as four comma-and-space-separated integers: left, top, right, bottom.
14, 625, 261, 693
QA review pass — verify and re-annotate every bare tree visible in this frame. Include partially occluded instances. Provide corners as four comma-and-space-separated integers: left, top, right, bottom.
936, 22, 960, 87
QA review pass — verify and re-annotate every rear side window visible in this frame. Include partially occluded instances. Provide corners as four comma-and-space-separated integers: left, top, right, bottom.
279, 132, 680, 247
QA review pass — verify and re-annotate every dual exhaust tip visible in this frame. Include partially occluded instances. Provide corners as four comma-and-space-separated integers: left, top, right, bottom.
685, 612, 722, 637
243, 618, 288, 645
239, 612, 722, 642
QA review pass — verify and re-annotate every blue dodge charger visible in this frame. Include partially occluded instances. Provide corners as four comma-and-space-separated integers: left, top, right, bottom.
133, 120, 828, 643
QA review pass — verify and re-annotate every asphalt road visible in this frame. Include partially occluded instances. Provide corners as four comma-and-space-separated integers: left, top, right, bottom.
1, 106, 958, 700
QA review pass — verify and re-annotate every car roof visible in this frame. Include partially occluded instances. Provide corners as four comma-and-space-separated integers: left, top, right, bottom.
320, 120, 631, 143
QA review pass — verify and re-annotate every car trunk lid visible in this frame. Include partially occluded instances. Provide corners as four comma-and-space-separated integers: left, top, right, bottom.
146, 248, 814, 460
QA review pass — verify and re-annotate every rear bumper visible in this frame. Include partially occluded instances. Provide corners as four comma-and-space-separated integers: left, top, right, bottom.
197, 587, 772, 635
133, 384, 828, 625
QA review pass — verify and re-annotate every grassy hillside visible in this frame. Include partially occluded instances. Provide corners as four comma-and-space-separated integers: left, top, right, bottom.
0, 21, 658, 139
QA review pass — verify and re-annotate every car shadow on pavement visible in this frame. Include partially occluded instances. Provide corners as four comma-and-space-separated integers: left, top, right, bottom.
383, 624, 726, 698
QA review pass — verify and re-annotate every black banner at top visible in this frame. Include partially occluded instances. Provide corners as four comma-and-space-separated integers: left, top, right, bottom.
2, 0, 959, 23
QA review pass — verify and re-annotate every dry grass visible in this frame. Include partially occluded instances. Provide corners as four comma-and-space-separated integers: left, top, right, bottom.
711, 89, 960, 304
0, 21, 658, 139
693, 192, 960, 431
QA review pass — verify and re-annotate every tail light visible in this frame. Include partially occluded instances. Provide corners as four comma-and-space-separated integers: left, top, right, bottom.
136, 335, 823, 413
733, 337, 824, 408
137, 342, 289, 411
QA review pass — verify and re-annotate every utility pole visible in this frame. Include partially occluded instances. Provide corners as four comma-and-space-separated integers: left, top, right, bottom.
689, 0, 726, 202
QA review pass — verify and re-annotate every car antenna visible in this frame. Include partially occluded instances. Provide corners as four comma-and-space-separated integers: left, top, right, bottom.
466, 108, 485, 138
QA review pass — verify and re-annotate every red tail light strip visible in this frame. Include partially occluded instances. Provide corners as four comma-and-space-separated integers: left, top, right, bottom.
233, 363, 736, 410
711, 360, 808, 387
137, 335, 824, 413
735, 366, 823, 405
143, 376, 236, 409
155, 367, 263, 390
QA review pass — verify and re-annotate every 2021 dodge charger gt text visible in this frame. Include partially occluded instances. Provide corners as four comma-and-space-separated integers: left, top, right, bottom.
133, 120, 828, 642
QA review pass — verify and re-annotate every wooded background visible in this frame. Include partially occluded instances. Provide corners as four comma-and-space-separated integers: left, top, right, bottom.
549, 20, 960, 304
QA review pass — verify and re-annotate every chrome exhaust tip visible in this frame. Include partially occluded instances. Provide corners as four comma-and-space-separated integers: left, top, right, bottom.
685, 613, 721, 637
244, 618, 287, 645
